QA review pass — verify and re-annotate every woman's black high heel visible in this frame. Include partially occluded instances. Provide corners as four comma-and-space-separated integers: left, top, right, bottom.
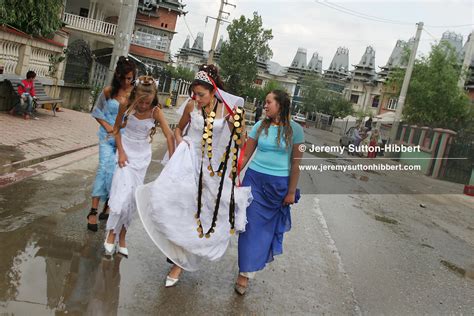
87, 208, 98, 232
99, 199, 110, 221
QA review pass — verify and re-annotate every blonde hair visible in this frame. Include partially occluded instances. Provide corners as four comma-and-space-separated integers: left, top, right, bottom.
120, 75, 161, 142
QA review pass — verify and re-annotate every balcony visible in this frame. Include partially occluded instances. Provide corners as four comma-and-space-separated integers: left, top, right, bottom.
63, 12, 117, 37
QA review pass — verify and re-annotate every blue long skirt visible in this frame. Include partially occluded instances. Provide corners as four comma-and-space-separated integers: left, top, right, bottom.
91, 136, 117, 201
238, 168, 300, 273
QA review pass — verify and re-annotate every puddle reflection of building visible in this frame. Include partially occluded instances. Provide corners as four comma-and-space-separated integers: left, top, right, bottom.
60, 235, 123, 315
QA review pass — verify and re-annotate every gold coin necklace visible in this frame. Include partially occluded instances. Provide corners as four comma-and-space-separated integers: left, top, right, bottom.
195, 104, 246, 238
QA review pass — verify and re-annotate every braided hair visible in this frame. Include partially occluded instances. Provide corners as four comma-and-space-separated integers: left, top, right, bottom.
257, 89, 293, 150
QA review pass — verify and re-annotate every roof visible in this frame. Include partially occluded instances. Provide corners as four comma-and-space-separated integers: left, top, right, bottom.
0, 25, 65, 48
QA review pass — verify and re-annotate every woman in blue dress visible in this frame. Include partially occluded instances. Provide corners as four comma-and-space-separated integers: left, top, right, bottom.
86, 57, 137, 232
235, 89, 305, 294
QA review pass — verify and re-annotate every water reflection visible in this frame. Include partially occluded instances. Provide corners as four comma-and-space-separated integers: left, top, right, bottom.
0, 231, 123, 315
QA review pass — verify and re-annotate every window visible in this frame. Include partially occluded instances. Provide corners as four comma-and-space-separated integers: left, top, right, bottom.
372, 96, 380, 108
132, 27, 170, 51
350, 94, 359, 104
79, 8, 89, 17
387, 97, 398, 110
255, 79, 263, 85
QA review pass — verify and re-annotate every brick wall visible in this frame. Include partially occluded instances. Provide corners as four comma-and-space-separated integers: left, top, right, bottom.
130, 45, 167, 62
135, 8, 179, 31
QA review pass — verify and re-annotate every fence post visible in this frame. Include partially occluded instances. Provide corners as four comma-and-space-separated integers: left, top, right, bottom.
16, 42, 32, 76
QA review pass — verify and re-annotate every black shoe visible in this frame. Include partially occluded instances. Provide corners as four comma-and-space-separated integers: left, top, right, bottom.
87, 208, 98, 232
99, 200, 110, 221
98, 212, 109, 221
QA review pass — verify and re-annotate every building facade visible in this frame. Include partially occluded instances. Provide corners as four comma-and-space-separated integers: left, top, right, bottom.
62, 0, 184, 86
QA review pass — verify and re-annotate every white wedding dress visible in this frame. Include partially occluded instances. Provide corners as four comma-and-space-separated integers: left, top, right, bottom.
136, 103, 252, 271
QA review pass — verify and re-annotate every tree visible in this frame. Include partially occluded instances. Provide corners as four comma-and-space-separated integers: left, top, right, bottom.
242, 80, 283, 103
219, 12, 273, 95
164, 65, 194, 82
301, 75, 326, 113
0, 0, 64, 37
301, 74, 352, 118
389, 42, 471, 130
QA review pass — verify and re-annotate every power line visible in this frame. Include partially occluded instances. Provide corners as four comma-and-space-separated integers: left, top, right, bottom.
182, 15, 195, 43
322, 0, 413, 25
315, 0, 414, 26
422, 28, 438, 41
315, 0, 474, 28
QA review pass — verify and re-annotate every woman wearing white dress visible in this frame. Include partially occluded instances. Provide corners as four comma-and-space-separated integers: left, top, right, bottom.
135, 65, 252, 287
103, 76, 175, 258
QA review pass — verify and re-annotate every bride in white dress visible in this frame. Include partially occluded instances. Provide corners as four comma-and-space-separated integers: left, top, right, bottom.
136, 65, 252, 287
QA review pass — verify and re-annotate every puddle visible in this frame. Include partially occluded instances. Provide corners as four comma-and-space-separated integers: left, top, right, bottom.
374, 214, 398, 225
0, 145, 25, 167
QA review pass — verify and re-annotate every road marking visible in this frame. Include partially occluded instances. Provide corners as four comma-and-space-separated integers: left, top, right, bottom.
313, 196, 362, 315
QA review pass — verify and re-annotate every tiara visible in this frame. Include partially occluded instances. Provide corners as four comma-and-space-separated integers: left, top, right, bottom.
134, 76, 156, 86
194, 71, 213, 86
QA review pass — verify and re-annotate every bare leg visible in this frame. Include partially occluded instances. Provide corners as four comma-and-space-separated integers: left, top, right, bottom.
88, 197, 100, 225
118, 226, 127, 248
106, 230, 116, 244
168, 264, 183, 279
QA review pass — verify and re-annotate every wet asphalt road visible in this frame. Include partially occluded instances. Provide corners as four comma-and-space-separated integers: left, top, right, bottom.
0, 129, 473, 315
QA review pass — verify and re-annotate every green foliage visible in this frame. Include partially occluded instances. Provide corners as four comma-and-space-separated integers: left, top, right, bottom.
48, 48, 68, 77
301, 75, 353, 118
219, 12, 273, 95
164, 65, 194, 81
388, 42, 471, 130
0, 0, 64, 37
242, 80, 283, 102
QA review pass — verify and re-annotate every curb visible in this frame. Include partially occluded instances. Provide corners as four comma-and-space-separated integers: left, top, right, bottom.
0, 146, 99, 188
0, 143, 98, 175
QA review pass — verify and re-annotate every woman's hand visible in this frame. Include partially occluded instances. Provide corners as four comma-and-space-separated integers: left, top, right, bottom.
105, 124, 114, 134
118, 151, 128, 168
283, 192, 296, 206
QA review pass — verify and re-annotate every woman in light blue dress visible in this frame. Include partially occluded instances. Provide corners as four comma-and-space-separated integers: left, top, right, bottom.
87, 57, 136, 232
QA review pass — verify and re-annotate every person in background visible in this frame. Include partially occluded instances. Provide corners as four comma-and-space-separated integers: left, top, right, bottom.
10, 70, 37, 120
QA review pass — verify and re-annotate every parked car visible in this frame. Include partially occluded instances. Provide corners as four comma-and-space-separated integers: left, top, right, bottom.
292, 113, 306, 126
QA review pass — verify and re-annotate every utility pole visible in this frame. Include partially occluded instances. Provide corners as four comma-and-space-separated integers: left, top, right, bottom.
458, 31, 474, 89
107, 0, 139, 84
207, 0, 235, 64
388, 22, 424, 144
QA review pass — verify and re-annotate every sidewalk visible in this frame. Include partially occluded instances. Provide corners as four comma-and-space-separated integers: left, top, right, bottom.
0, 106, 181, 186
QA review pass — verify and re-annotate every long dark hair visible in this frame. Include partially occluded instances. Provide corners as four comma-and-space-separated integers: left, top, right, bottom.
111, 56, 137, 98
257, 89, 293, 149
188, 64, 225, 96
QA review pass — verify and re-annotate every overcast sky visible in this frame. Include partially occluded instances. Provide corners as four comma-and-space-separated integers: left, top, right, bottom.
170, 0, 473, 70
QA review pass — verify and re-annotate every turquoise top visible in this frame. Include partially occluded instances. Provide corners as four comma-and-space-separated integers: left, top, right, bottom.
248, 120, 305, 177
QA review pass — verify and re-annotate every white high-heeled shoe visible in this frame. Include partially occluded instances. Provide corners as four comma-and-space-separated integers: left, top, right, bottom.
117, 246, 128, 258
104, 242, 115, 257
104, 231, 116, 257
165, 275, 179, 288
